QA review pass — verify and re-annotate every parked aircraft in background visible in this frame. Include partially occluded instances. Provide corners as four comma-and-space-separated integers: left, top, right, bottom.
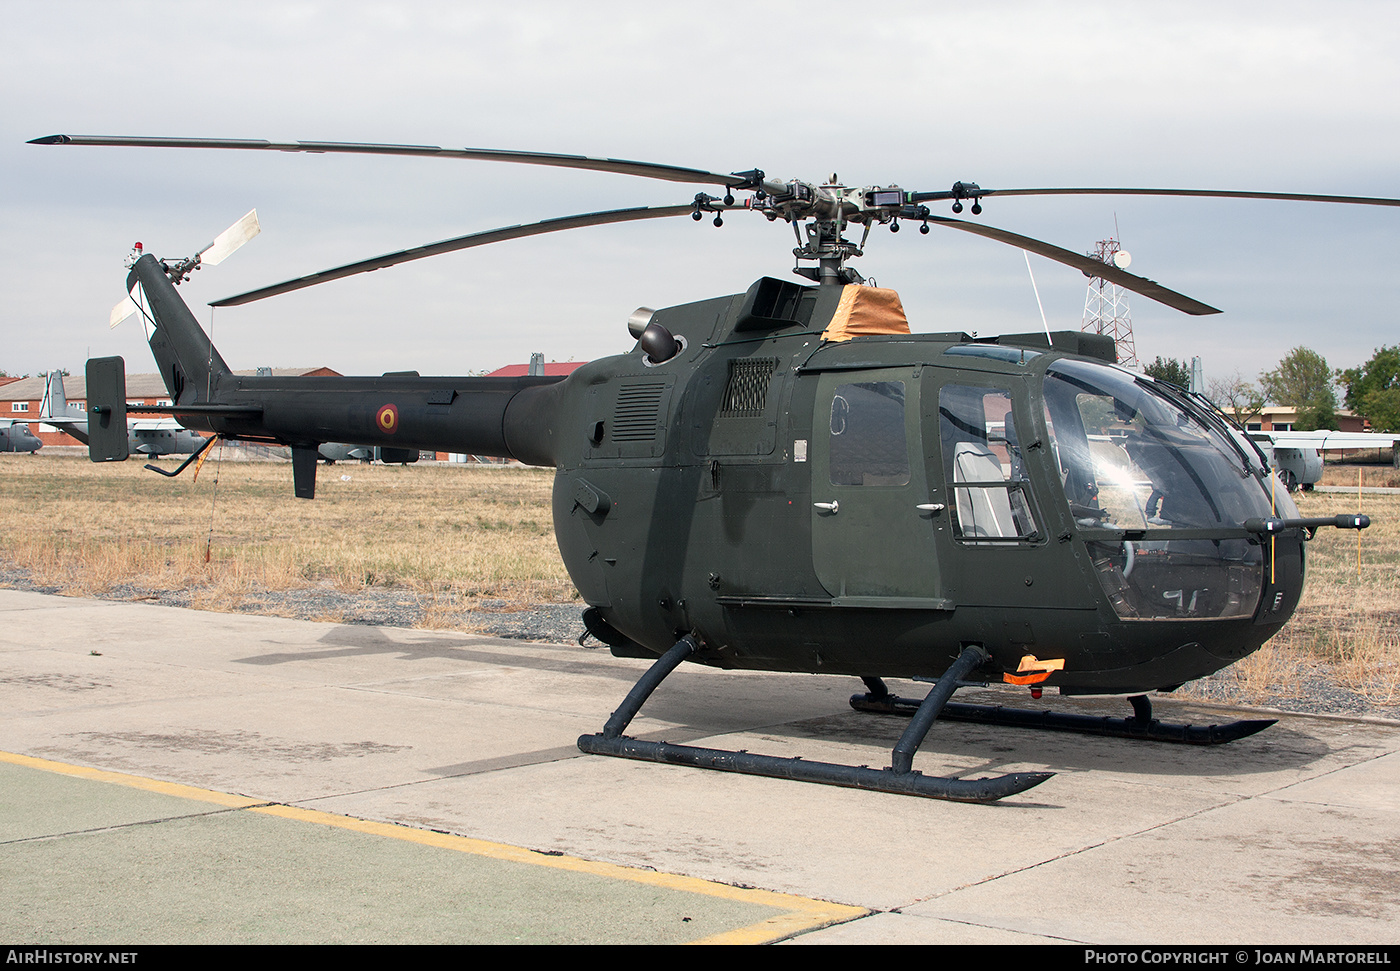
40, 371, 207, 457
1250, 429, 1400, 491
317, 443, 419, 464
0, 420, 42, 453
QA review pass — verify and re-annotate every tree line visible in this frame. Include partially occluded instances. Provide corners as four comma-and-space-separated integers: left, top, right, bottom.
1141, 346, 1400, 433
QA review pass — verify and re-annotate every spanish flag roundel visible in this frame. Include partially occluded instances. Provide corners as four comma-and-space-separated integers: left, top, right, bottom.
376, 403, 399, 435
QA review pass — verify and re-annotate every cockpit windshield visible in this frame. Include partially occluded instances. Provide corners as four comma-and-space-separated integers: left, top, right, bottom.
1042, 359, 1274, 530
1041, 359, 1273, 622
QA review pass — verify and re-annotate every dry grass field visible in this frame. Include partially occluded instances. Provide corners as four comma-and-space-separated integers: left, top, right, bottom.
1, 452, 1396, 715
1183, 479, 1400, 714
0, 453, 575, 614
1318, 460, 1400, 488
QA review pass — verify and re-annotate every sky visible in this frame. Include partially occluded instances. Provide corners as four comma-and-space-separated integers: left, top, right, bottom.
4, 1, 1399, 389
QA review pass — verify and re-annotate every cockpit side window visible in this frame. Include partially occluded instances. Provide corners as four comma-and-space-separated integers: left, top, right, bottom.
939, 385, 1039, 543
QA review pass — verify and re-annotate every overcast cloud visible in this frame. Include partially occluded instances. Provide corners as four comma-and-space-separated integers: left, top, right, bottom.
3, 1, 1398, 384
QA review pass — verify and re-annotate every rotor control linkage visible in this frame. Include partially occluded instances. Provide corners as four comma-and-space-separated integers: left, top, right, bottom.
852, 684, 1276, 745
579, 639, 1052, 802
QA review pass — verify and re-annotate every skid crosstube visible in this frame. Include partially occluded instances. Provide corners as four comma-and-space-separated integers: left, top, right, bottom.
849, 684, 1276, 745
577, 636, 1053, 803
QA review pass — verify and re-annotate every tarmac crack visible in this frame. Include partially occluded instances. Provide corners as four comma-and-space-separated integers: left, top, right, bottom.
276, 744, 595, 807
0, 802, 279, 846
1250, 743, 1399, 807
911, 791, 1250, 906
905, 741, 1397, 915
870, 909, 1093, 945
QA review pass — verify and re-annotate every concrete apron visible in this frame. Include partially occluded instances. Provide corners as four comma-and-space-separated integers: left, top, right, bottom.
1, 589, 1396, 944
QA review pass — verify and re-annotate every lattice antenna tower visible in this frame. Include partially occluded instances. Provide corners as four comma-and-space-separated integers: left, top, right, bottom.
1081, 237, 1139, 369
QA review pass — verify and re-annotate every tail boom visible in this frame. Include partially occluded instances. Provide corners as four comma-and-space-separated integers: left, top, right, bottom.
118, 251, 569, 494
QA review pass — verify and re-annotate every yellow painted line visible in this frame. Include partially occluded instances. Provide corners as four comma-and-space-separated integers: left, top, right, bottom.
254, 804, 866, 943
4, 750, 867, 944
0, 751, 260, 808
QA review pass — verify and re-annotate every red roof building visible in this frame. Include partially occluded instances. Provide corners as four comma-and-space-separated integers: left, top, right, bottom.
486, 361, 588, 378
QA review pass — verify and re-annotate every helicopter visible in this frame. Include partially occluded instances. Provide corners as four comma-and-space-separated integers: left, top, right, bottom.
29, 134, 1385, 803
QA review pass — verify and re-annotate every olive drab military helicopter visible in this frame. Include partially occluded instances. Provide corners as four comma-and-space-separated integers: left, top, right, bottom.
31, 134, 1386, 803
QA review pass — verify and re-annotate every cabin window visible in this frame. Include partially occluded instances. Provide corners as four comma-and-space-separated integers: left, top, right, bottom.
828, 381, 909, 486
938, 385, 1039, 542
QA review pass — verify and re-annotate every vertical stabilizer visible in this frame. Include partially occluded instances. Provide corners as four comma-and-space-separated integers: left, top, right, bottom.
40, 371, 67, 420
41, 370, 90, 445
40, 372, 73, 419
128, 254, 232, 404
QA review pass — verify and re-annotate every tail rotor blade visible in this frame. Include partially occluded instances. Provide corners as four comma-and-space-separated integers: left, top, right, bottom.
110, 293, 140, 329
200, 209, 261, 265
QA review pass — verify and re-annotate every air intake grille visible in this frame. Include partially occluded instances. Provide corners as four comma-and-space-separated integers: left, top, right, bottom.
612, 382, 666, 441
720, 358, 777, 418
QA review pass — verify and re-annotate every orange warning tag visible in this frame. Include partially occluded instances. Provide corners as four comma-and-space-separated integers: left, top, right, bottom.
1003, 654, 1065, 686
191, 435, 217, 483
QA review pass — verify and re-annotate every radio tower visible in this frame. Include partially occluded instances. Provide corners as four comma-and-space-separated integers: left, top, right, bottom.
1081, 237, 1139, 369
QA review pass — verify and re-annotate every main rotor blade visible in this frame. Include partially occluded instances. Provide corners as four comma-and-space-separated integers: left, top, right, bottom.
912, 186, 1400, 207
210, 204, 696, 307
923, 214, 1221, 316
30, 134, 752, 189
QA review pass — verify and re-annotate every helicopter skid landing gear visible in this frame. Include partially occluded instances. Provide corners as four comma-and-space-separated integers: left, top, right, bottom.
851, 681, 1276, 745
578, 639, 1053, 803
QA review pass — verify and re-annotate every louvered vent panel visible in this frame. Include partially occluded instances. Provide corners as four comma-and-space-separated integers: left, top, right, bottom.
719, 358, 777, 418
612, 382, 666, 441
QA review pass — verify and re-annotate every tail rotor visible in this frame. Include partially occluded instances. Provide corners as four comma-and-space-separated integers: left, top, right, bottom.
109, 210, 260, 329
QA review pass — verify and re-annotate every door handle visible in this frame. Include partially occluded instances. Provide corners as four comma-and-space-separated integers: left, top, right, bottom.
813, 501, 839, 514
916, 503, 946, 513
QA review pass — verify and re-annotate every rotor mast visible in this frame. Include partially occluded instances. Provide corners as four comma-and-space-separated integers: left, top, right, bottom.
690, 171, 883, 285
793, 176, 867, 285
